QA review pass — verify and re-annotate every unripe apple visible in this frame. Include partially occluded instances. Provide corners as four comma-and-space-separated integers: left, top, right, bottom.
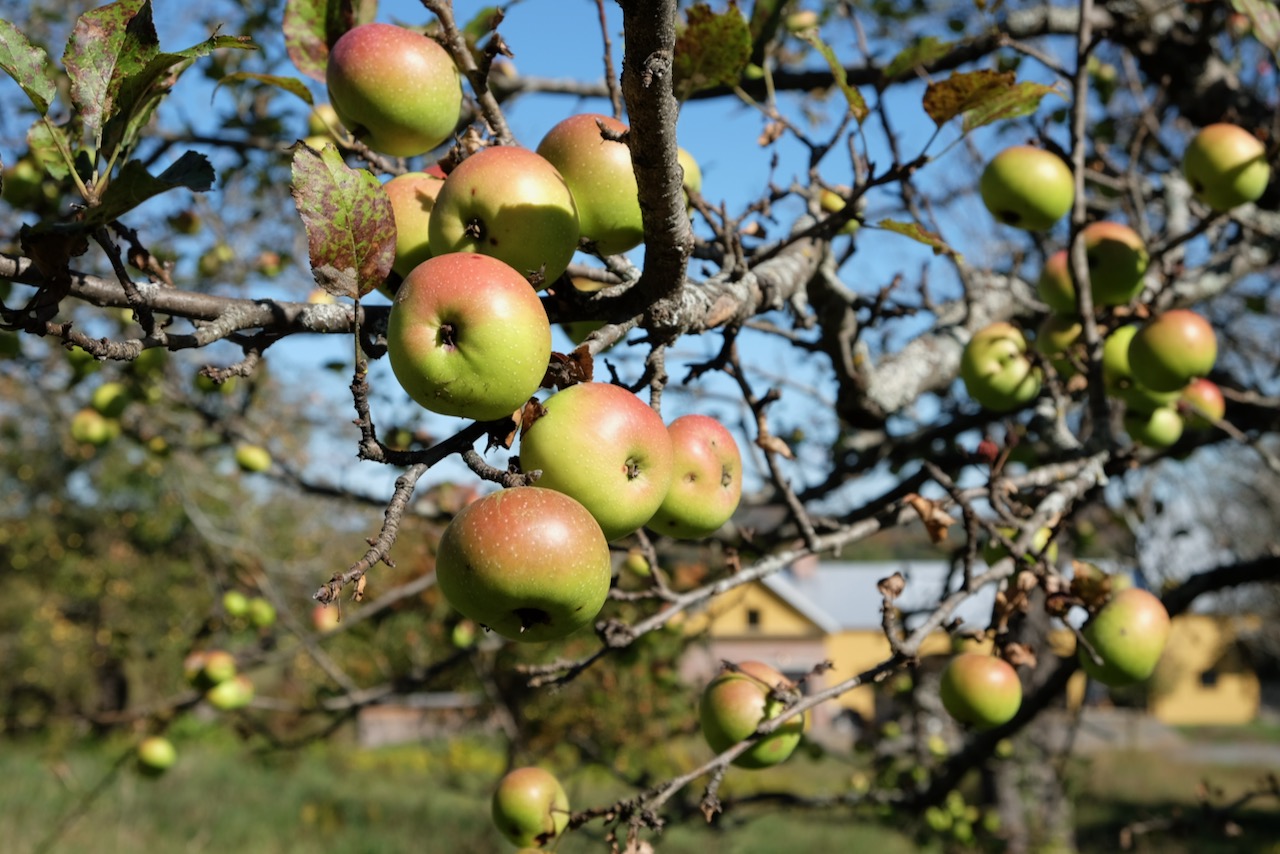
518, 382, 675, 541
1123, 405, 1184, 448
1182, 123, 1271, 211
136, 736, 177, 777
307, 103, 342, 139
536, 113, 643, 256
222, 590, 250, 618
195, 373, 238, 395
1081, 221, 1148, 306
958, 322, 1042, 412
622, 548, 651, 577
190, 649, 237, 688
1101, 325, 1181, 413
70, 408, 120, 447
1078, 588, 1170, 686
247, 597, 277, 629
428, 146, 580, 287
818, 188, 860, 235
1127, 309, 1217, 393
699, 661, 807, 768
982, 526, 1057, 566
206, 673, 255, 710
979, 146, 1074, 231
234, 443, 272, 473
386, 253, 552, 422
491, 767, 569, 848
1033, 313, 1083, 378
646, 414, 743, 539
325, 23, 462, 157
678, 147, 702, 203
939, 653, 1022, 729
383, 171, 445, 280
1179, 377, 1225, 430
435, 487, 612, 642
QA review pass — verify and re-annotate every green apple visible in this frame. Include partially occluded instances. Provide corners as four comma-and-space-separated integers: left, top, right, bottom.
383, 170, 445, 280
1123, 405, 1184, 448
679, 146, 702, 206
2, 157, 46, 207
536, 113, 643, 256
979, 146, 1074, 231
982, 526, 1057, 566
1081, 221, 1148, 306
206, 674, 255, 710
190, 649, 237, 688
1127, 309, 1217, 393
1182, 123, 1271, 211
958, 322, 1042, 412
1179, 377, 1225, 430
819, 188, 860, 235
386, 253, 552, 422
1033, 313, 1083, 378
195, 373, 238, 395
70, 408, 120, 447
560, 276, 608, 345
491, 766, 569, 848
435, 486, 612, 642
646, 414, 743, 539
247, 597, 277, 629
622, 548, 651, 578
235, 443, 272, 473
939, 653, 1022, 729
428, 146, 580, 287
1078, 588, 1170, 686
1101, 325, 1181, 413
306, 103, 342, 140
136, 736, 177, 777
450, 619, 477, 648
222, 590, 250, 618
325, 23, 462, 157
518, 382, 675, 541
699, 660, 807, 769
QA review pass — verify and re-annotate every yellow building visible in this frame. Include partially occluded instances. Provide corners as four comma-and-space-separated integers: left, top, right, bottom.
682, 561, 1261, 729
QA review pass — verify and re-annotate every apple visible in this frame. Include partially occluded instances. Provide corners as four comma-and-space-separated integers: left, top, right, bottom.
450, 620, 477, 648
1182, 123, 1271, 211
1078, 588, 1170, 686
307, 103, 341, 139
491, 766, 569, 848
325, 23, 462, 157
435, 486, 612, 642
195, 373, 238, 395
91, 381, 130, 418
979, 146, 1074, 231
1123, 405, 1184, 448
1179, 377, 1225, 430
982, 526, 1057, 566
1101, 325, 1181, 413
819, 188, 860, 235
1081, 221, 1148, 306
311, 604, 341, 633
136, 736, 177, 777
206, 674, 255, 710
679, 146, 702, 206
560, 276, 608, 345
518, 382, 675, 541
699, 660, 807, 768
958, 322, 1042, 412
70, 408, 119, 447
234, 443, 272, 473
1035, 250, 1075, 313
622, 549, 651, 578
1033, 313, 1083, 378
247, 597, 277, 629
428, 146, 580, 287
386, 253, 552, 422
1127, 309, 1217, 393
536, 113, 643, 256
383, 170, 445, 280
646, 415, 743, 539
222, 590, 250, 618
939, 653, 1022, 729
187, 649, 236, 688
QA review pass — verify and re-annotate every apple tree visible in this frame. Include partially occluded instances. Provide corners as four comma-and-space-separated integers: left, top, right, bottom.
1, 0, 1279, 851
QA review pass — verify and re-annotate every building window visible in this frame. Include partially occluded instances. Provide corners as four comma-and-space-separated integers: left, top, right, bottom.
746, 608, 761, 630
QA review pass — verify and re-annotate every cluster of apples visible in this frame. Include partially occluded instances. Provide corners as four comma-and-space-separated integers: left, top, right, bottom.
183, 648, 255, 711
960, 123, 1269, 446
321, 25, 738, 643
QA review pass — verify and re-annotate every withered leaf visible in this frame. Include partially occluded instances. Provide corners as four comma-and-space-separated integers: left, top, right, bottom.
877, 571, 906, 600
905, 492, 956, 543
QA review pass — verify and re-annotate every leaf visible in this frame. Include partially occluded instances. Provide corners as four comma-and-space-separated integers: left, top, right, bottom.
922, 68, 1014, 127
877, 572, 906, 600
461, 6, 506, 45
755, 433, 795, 459
63, 0, 158, 149
798, 31, 868, 123
90, 152, 215, 224
0, 20, 57, 115
214, 72, 314, 107
962, 81, 1060, 132
1232, 0, 1280, 55
290, 143, 395, 299
875, 219, 961, 259
283, 0, 377, 82
883, 35, 954, 81
673, 2, 752, 101
28, 121, 73, 181
905, 492, 956, 543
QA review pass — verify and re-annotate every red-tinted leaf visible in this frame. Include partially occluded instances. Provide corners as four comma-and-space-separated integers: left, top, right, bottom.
290, 143, 395, 299
63, 0, 158, 148
673, 3, 752, 100
283, 0, 377, 82
1233, 0, 1280, 54
0, 20, 57, 115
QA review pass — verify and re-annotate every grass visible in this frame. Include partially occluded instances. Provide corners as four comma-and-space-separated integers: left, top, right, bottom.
2, 729, 1277, 854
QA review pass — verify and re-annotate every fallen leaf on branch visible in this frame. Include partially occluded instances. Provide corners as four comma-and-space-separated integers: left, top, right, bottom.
905, 493, 956, 542
756, 433, 794, 459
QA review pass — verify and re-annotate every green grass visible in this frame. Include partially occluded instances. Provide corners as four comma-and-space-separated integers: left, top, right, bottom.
2, 732, 1277, 854
1176, 720, 1280, 745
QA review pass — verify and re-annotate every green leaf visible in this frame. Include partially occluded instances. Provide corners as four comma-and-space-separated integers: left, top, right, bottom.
28, 120, 73, 181
1232, 0, 1280, 55
923, 69, 1016, 127
0, 20, 58, 115
673, 2, 752, 101
214, 72, 314, 107
462, 6, 506, 45
799, 31, 868, 123
290, 143, 395, 299
961, 80, 1060, 132
875, 219, 961, 259
283, 0, 377, 83
90, 151, 215, 224
883, 36, 954, 80
63, 0, 159, 149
